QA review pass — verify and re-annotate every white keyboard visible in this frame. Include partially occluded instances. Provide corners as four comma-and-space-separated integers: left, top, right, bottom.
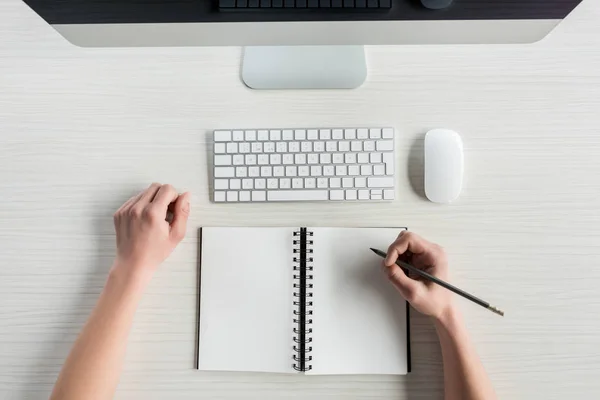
212, 128, 396, 202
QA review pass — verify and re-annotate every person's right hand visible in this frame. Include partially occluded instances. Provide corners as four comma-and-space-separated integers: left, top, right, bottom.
384, 231, 454, 321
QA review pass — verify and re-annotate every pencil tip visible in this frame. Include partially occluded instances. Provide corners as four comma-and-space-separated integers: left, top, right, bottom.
488, 305, 505, 317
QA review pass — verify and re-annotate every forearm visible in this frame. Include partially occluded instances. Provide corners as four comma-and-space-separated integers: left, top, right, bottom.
50, 264, 149, 400
434, 307, 496, 400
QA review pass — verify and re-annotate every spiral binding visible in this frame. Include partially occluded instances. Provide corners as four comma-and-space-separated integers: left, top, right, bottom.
292, 227, 314, 372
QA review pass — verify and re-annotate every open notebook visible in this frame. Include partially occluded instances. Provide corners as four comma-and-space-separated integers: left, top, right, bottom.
197, 227, 410, 375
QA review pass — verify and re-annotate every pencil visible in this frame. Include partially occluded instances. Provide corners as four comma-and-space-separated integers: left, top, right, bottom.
370, 248, 504, 317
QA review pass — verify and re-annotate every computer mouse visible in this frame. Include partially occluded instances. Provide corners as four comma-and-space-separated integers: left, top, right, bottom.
420, 0, 454, 10
424, 129, 464, 203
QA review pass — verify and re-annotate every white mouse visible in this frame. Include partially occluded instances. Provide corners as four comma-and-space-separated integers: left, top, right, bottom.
424, 129, 464, 203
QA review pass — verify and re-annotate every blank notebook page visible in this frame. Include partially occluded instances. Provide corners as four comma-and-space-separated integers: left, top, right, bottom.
309, 227, 408, 375
198, 227, 294, 373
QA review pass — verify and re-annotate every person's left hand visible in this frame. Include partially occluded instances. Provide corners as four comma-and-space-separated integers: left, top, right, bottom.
112, 183, 190, 280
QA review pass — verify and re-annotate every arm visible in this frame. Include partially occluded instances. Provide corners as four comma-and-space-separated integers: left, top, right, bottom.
50, 183, 191, 400
384, 232, 496, 400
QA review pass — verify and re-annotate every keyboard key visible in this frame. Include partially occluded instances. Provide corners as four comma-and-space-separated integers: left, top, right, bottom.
376, 140, 394, 151
355, 177, 366, 188
214, 130, 231, 142
332, 129, 344, 139
227, 191, 238, 202
295, 153, 307, 164
383, 152, 395, 175
215, 167, 235, 178
261, 166, 272, 177
289, 142, 300, 152
364, 141, 375, 151
214, 191, 226, 202
282, 154, 293, 164
242, 179, 254, 189
230, 179, 241, 190
227, 143, 238, 153
276, 142, 287, 153
305, 178, 316, 188
373, 165, 385, 176
351, 141, 362, 152
270, 130, 281, 141
255, 179, 266, 189
311, 166, 322, 176
368, 177, 394, 188
357, 153, 369, 163
323, 165, 335, 176
339, 141, 350, 152
382, 128, 394, 138
307, 129, 318, 140
317, 178, 328, 188
358, 189, 370, 200
292, 178, 303, 188
384, 189, 395, 200
330, 190, 344, 200
286, 166, 297, 176
332, 153, 344, 164
319, 129, 331, 140
335, 165, 347, 176
320, 153, 332, 164
270, 154, 282, 164
348, 165, 360, 176
258, 154, 269, 165
264, 142, 275, 153
345, 153, 356, 164
326, 141, 337, 152
299, 166, 310, 176
215, 143, 226, 153
360, 165, 373, 176
280, 178, 291, 189
249, 166, 260, 177
345, 129, 356, 139
301, 142, 313, 152
369, 128, 382, 139
258, 130, 269, 140
233, 130, 244, 141
239, 191, 251, 202
281, 129, 293, 140
214, 155, 232, 165
295, 129, 306, 140
342, 178, 353, 188
239, 143, 250, 153
370, 152, 382, 163
313, 141, 325, 152
357, 128, 368, 139
330, 177, 341, 188
267, 178, 278, 189
236, 166, 247, 177
307, 154, 319, 164
371, 189, 383, 199
273, 166, 285, 176
233, 155, 244, 165
215, 179, 229, 190
252, 191, 266, 201
345, 190, 357, 200
251, 142, 262, 153
268, 190, 328, 202
245, 130, 256, 141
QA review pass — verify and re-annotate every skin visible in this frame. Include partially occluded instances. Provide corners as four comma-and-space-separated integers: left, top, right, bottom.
50, 187, 494, 400
50, 183, 190, 400
384, 231, 497, 400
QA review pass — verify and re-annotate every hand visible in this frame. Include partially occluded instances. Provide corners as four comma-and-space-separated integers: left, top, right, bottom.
384, 231, 454, 321
112, 183, 191, 280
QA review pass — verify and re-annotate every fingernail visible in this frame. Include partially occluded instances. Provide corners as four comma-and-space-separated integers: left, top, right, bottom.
182, 201, 190, 213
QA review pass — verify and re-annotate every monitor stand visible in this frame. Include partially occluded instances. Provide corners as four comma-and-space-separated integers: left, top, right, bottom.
241, 46, 367, 90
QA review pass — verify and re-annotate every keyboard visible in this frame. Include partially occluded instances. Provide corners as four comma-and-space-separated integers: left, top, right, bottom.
219, 0, 392, 11
212, 128, 396, 202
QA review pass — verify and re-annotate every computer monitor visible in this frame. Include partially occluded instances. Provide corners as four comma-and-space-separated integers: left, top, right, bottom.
23, 0, 583, 89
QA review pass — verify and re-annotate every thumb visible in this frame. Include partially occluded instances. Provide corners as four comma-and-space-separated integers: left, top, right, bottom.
170, 192, 190, 242
386, 264, 419, 302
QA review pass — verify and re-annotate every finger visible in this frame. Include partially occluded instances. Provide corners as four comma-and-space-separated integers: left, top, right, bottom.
116, 191, 143, 214
170, 192, 191, 242
136, 183, 162, 207
151, 184, 179, 210
387, 264, 420, 302
385, 231, 429, 266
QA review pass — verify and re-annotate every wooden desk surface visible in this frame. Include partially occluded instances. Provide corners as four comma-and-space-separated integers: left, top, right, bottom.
2, 1, 600, 398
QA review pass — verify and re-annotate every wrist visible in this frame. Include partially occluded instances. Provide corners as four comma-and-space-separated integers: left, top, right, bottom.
109, 259, 154, 290
432, 303, 463, 331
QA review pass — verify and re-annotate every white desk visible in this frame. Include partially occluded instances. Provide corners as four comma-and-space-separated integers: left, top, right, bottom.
2, 1, 600, 398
